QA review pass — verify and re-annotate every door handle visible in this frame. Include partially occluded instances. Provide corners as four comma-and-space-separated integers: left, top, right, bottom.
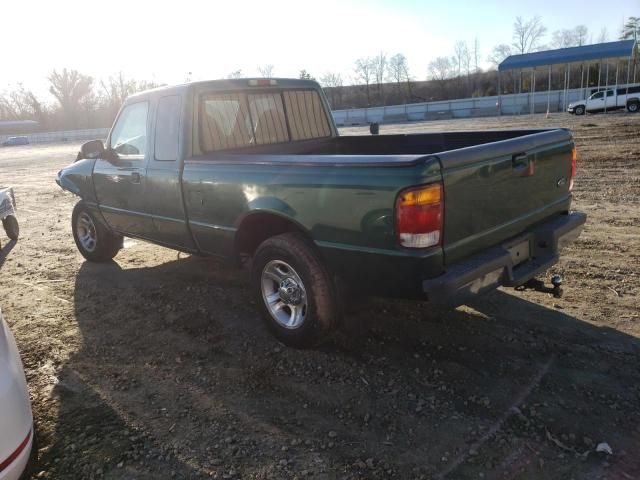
130, 172, 141, 184
512, 153, 534, 176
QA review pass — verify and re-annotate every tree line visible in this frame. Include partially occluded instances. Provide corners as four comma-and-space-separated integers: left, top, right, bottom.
0, 70, 161, 131
2, 17, 638, 131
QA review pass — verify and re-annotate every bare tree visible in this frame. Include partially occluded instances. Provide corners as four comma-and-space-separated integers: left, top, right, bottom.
0, 85, 46, 122
598, 27, 609, 43
472, 38, 481, 73
299, 70, 314, 80
387, 53, 412, 102
488, 44, 513, 67
319, 72, 343, 88
575, 25, 589, 45
227, 70, 243, 79
258, 64, 275, 78
354, 57, 375, 105
100, 73, 161, 120
319, 72, 343, 108
552, 29, 578, 48
48, 68, 93, 128
428, 56, 454, 86
453, 41, 470, 77
372, 52, 387, 102
512, 16, 547, 54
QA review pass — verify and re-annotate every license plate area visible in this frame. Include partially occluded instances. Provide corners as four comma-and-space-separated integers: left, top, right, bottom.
507, 238, 531, 267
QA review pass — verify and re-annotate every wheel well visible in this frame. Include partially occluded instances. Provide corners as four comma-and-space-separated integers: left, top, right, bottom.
235, 213, 310, 258
627, 98, 639, 104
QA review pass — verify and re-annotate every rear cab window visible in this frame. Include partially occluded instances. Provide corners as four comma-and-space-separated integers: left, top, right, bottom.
199, 88, 331, 153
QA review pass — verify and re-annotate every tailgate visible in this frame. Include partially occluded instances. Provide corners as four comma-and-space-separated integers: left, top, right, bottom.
438, 129, 574, 265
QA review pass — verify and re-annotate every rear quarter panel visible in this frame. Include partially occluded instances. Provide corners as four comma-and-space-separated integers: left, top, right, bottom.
182, 156, 444, 292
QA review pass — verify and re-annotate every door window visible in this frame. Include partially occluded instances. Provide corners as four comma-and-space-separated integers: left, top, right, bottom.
110, 102, 149, 157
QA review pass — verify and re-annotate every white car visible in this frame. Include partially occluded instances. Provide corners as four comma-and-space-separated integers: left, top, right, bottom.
568, 83, 640, 115
0, 309, 33, 480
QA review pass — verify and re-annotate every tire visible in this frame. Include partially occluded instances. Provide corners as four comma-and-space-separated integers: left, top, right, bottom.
627, 102, 639, 113
2, 215, 19, 240
251, 233, 338, 348
71, 201, 122, 262
574, 105, 585, 115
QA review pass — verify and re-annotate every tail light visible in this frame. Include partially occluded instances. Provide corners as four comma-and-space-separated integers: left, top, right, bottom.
570, 146, 577, 191
396, 183, 443, 248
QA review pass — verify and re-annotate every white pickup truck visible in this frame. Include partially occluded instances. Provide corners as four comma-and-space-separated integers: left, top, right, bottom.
568, 84, 640, 115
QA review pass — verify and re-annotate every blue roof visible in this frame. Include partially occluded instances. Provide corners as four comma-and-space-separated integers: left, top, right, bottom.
499, 40, 637, 71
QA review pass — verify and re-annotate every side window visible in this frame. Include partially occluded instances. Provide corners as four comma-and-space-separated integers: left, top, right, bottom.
155, 95, 181, 161
247, 93, 288, 145
606, 90, 614, 97
591, 92, 604, 100
110, 102, 149, 157
200, 93, 253, 151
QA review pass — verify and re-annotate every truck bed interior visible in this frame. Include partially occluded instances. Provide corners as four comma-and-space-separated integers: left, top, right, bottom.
198, 130, 555, 157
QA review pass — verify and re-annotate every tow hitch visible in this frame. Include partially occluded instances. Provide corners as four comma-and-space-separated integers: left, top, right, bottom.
516, 275, 563, 298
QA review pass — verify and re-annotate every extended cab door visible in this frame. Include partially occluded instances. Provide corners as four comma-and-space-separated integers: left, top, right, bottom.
94, 101, 155, 238
146, 94, 197, 251
604, 89, 617, 110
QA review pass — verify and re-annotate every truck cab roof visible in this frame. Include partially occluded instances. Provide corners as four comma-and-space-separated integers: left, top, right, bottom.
127, 78, 322, 103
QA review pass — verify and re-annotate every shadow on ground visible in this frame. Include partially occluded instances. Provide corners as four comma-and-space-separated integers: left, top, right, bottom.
42, 256, 640, 479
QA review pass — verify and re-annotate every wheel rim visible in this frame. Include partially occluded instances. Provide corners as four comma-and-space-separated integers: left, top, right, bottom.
76, 212, 97, 252
261, 260, 308, 329
630, 104, 638, 112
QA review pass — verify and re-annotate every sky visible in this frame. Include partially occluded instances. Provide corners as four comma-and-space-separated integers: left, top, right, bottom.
1, 0, 637, 100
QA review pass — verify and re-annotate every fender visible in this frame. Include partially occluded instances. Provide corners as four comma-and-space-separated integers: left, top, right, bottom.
56, 158, 97, 203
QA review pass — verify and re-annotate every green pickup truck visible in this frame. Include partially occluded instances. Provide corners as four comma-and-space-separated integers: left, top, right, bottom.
56, 78, 586, 347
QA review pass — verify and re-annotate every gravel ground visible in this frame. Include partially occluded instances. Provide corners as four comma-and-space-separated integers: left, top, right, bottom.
0, 112, 639, 480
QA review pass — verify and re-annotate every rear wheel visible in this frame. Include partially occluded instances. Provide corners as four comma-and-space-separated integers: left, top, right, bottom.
627, 102, 639, 113
72, 201, 122, 262
251, 233, 338, 348
574, 105, 585, 115
2, 215, 19, 240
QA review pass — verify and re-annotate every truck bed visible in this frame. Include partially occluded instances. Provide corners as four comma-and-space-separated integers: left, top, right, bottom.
183, 128, 574, 285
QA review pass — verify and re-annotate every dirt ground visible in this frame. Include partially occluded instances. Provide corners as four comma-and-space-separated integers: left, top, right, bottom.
0, 112, 639, 480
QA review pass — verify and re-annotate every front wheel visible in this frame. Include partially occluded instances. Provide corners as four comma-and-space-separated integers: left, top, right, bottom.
72, 201, 122, 262
627, 102, 639, 113
251, 233, 338, 348
574, 105, 585, 115
2, 215, 19, 240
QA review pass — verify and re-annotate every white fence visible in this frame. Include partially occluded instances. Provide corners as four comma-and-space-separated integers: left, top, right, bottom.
0, 128, 109, 145
332, 87, 594, 126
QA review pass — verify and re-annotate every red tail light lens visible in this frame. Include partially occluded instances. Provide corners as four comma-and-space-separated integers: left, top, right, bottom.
570, 146, 577, 191
396, 183, 443, 248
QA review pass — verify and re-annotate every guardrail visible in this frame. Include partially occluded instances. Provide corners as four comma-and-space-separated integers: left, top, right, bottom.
0, 128, 109, 145
332, 87, 593, 126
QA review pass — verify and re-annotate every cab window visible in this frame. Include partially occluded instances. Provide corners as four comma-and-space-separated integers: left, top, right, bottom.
155, 95, 181, 161
590, 92, 604, 100
110, 102, 149, 157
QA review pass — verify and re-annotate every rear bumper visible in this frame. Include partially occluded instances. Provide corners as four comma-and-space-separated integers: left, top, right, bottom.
422, 212, 586, 307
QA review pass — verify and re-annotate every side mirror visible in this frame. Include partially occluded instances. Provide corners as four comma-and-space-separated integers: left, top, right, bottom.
78, 139, 105, 160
